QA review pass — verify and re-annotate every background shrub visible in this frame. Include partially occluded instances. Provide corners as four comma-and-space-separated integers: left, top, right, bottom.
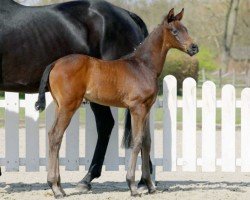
158, 50, 199, 95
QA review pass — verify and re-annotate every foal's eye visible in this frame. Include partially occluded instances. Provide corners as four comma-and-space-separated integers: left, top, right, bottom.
172, 29, 178, 36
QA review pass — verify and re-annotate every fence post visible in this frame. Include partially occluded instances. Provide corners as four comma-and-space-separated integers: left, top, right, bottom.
221, 85, 235, 172
241, 88, 250, 172
85, 104, 97, 170
163, 75, 177, 171
45, 93, 55, 168
25, 94, 40, 171
202, 81, 216, 172
105, 108, 119, 171
65, 110, 80, 171
182, 78, 197, 171
5, 92, 19, 171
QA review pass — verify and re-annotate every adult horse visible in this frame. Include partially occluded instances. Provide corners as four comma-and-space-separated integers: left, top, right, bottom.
0, 0, 151, 191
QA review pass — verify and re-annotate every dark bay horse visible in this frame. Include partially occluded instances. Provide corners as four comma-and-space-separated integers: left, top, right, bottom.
0, 0, 151, 190
36, 8, 199, 197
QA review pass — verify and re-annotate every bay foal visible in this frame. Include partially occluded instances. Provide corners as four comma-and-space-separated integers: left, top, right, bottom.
36, 8, 198, 198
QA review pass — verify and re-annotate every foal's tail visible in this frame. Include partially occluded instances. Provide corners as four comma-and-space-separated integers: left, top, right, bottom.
122, 109, 133, 149
35, 63, 54, 112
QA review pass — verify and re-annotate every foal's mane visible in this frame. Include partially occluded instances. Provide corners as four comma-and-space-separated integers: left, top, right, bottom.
120, 24, 164, 61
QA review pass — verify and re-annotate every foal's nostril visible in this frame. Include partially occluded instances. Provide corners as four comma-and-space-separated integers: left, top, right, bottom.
192, 44, 198, 51
190, 44, 199, 53
187, 44, 199, 56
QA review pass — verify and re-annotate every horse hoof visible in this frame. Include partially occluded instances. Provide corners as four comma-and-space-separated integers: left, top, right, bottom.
76, 181, 91, 193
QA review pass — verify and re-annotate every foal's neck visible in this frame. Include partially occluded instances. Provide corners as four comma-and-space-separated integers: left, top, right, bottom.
133, 24, 170, 77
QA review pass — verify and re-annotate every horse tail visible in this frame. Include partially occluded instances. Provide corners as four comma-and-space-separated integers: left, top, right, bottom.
122, 109, 133, 149
127, 11, 149, 38
35, 63, 54, 112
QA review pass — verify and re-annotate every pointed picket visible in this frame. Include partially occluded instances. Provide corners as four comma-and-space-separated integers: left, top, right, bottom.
221, 85, 235, 172
202, 81, 216, 172
182, 78, 197, 171
163, 75, 177, 171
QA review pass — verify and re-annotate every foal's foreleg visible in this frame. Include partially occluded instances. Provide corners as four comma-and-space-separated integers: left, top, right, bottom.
141, 117, 156, 194
126, 106, 147, 196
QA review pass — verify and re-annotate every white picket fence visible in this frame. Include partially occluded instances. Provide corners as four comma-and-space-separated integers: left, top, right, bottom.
0, 75, 250, 173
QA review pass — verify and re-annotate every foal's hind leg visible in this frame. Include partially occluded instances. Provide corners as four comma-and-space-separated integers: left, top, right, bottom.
47, 102, 81, 198
126, 106, 148, 196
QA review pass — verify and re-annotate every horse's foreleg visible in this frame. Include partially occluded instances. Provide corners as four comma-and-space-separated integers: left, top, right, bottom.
77, 103, 114, 192
126, 106, 147, 197
141, 117, 156, 194
47, 105, 79, 199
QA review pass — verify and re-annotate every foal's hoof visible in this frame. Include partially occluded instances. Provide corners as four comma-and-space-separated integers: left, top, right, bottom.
148, 187, 157, 194
55, 193, 66, 199
137, 179, 147, 192
76, 181, 91, 193
131, 190, 141, 197
54, 190, 66, 199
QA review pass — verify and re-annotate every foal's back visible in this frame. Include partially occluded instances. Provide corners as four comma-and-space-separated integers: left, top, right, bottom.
49, 54, 155, 108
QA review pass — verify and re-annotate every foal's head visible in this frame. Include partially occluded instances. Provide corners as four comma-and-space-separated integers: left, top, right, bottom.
163, 8, 199, 56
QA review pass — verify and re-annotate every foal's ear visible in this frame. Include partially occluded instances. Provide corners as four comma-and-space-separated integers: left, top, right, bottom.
175, 8, 184, 21
165, 8, 175, 23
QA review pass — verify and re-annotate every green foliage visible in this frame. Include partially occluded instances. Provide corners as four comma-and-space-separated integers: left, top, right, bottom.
158, 50, 199, 95
196, 46, 220, 71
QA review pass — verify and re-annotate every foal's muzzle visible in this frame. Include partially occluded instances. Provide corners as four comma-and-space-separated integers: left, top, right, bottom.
187, 43, 199, 56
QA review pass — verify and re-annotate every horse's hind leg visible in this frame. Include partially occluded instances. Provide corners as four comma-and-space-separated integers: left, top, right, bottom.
141, 117, 156, 194
47, 101, 81, 198
77, 103, 114, 192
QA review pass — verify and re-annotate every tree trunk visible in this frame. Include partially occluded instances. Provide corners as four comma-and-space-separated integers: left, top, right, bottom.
222, 0, 240, 72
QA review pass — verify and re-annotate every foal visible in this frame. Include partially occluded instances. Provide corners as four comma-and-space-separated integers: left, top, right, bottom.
36, 8, 198, 198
